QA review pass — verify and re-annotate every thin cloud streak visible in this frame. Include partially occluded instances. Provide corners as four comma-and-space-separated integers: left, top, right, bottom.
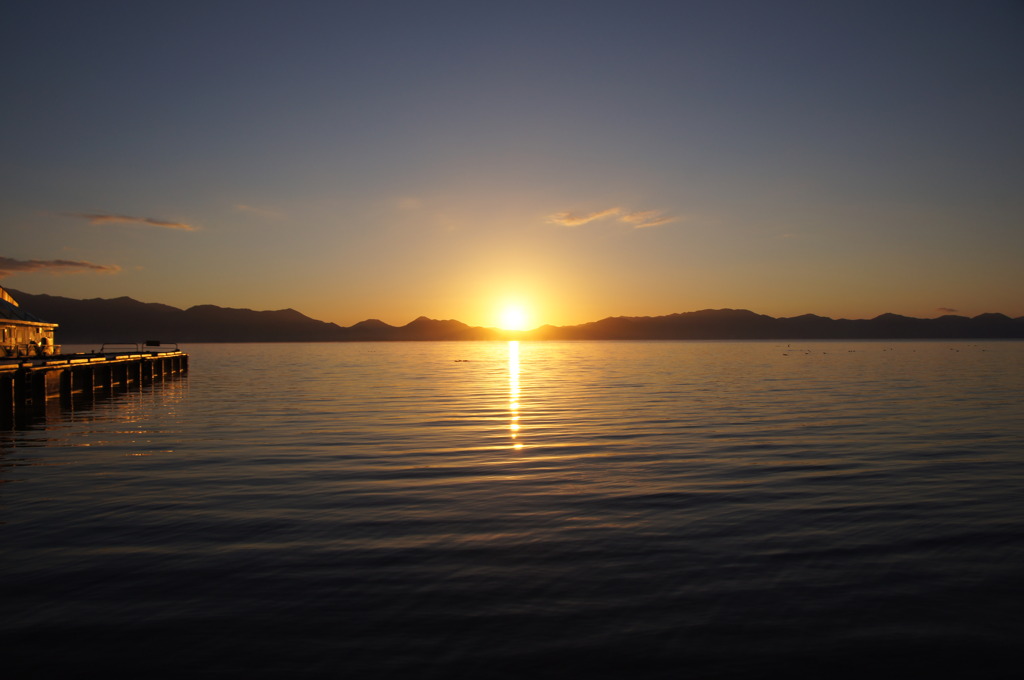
546, 207, 623, 226
0, 256, 121, 277
547, 206, 677, 229
618, 210, 677, 229
67, 212, 199, 231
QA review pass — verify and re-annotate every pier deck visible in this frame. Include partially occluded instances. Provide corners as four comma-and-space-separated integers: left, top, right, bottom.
1, 349, 188, 423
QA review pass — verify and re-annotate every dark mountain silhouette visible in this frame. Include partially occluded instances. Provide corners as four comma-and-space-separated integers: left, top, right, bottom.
346, 317, 492, 341
7, 289, 1023, 343
7, 289, 350, 343
536, 309, 1024, 340
348, 318, 397, 341
399, 316, 490, 341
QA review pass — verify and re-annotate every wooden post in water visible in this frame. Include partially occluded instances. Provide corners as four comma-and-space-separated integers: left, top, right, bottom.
1, 372, 14, 425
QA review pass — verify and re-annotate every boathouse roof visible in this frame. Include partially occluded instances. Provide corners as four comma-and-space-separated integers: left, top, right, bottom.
0, 287, 55, 325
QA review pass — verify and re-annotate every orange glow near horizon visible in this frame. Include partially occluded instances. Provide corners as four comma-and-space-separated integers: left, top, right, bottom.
498, 305, 530, 331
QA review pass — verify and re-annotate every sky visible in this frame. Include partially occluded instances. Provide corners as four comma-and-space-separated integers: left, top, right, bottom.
2, 0, 1022, 328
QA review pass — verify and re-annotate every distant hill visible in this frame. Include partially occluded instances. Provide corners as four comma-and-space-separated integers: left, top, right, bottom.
5, 289, 503, 343
6, 290, 351, 343
6, 289, 1023, 343
530, 308, 1024, 340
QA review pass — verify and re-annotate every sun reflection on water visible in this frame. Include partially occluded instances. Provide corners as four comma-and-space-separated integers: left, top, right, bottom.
508, 341, 522, 449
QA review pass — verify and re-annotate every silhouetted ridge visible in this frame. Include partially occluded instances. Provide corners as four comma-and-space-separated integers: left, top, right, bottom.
533, 308, 1024, 341
6, 289, 345, 343
351, 319, 392, 328
6, 289, 1023, 342
399, 317, 479, 340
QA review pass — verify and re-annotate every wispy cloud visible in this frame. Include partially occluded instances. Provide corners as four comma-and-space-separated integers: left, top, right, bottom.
67, 212, 199, 231
936, 307, 959, 314
618, 210, 677, 229
0, 256, 121, 277
546, 207, 623, 227
547, 206, 678, 229
234, 204, 284, 219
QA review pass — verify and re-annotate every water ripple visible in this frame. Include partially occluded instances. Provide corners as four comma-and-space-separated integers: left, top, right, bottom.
3, 340, 1023, 678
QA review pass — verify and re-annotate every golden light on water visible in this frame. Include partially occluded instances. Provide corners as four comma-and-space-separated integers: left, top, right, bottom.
508, 340, 522, 449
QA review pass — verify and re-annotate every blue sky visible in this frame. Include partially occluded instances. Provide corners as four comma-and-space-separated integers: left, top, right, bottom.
2, 1, 1022, 327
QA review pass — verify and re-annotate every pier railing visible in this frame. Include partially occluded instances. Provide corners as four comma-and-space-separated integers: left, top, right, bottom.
100, 341, 181, 353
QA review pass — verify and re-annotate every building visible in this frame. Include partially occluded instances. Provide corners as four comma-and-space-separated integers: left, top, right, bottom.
1, 287, 59, 357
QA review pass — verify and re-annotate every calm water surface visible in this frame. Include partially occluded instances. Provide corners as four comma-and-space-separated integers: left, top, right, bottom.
3, 341, 1023, 678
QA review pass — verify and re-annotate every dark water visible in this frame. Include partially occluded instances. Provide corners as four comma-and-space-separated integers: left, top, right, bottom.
3, 341, 1023, 678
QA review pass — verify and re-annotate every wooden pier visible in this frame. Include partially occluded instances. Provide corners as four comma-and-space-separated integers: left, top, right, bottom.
1, 348, 188, 425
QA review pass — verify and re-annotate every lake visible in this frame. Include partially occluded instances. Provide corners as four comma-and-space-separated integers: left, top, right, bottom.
2, 341, 1022, 678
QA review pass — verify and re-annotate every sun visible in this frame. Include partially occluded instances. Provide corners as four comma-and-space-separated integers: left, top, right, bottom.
498, 305, 529, 331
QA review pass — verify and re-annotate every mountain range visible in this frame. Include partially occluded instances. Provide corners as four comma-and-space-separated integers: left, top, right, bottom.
7, 289, 1024, 343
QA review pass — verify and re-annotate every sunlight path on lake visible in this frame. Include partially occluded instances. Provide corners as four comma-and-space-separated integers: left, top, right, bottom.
508, 341, 522, 449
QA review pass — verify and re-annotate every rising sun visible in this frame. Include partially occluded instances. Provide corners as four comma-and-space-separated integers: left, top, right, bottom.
498, 305, 529, 331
